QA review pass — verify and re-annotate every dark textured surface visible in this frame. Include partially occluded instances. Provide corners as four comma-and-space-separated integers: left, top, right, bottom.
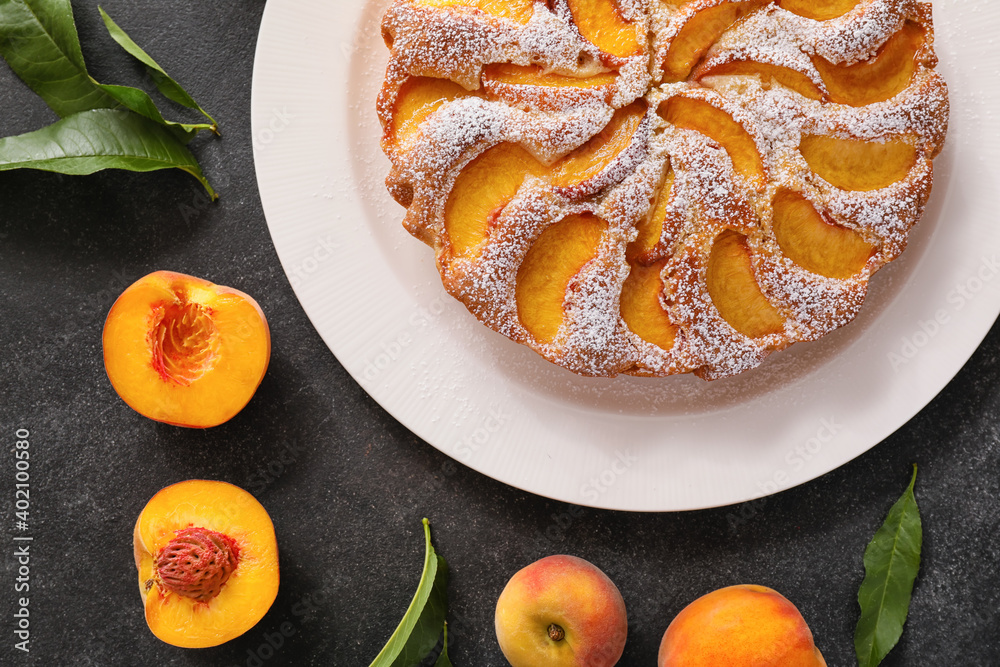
1, 1, 999, 666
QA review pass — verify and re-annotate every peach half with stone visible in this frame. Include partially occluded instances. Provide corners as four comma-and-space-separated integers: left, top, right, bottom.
134, 480, 279, 648
103, 270, 270, 428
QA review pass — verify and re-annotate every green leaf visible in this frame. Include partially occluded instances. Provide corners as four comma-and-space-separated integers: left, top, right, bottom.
0, 0, 214, 139
433, 623, 453, 667
0, 0, 118, 116
369, 518, 450, 667
855, 465, 922, 667
95, 83, 210, 142
0, 108, 216, 198
99, 6, 217, 132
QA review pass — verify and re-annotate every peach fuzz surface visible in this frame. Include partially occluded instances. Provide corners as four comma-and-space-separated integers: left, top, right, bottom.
658, 584, 827, 667
495, 554, 627, 667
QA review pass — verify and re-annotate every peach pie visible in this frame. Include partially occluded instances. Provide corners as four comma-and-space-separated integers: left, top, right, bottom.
377, 0, 948, 378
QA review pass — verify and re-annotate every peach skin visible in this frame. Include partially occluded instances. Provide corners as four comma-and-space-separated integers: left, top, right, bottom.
658, 584, 827, 667
495, 554, 627, 667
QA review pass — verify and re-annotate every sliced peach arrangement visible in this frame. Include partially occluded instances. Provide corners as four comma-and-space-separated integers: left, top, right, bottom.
444, 104, 645, 258
661, 1, 766, 82
799, 134, 917, 191
706, 230, 784, 338
698, 21, 923, 106
566, 0, 645, 61
134, 480, 279, 648
103, 271, 270, 428
772, 189, 874, 278
620, 258, 677, 350
516, 214, 608, 343
660, 96, 766, 189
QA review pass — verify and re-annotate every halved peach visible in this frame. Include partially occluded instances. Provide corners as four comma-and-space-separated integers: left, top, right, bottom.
661, 1, 766, 82
445, 143, 546, 257
103, 271, 270, 428
134, 480, 279, 648
706, 231, 784, 337
799, 135, 917, 191
627, 168, 675, 263
567, 0, 644, 60
516, 214, 608, 343
551, 101, 646, 194
697, 61, 824, 101
482, 64, 618, 110
813, 22, 924, 106
660, 96, 765, 188
778, 0, 860, 21
387, 76, 479, 146
620, 259, 677, 349
772, 189, 874, 278
415, 0, 536, 24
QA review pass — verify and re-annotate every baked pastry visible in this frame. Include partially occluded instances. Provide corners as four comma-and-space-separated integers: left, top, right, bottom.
377, 0, 948, 379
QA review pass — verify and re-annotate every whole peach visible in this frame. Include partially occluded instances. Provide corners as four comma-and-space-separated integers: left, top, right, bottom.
658, 584, 826, 667
495, 554, 627, 667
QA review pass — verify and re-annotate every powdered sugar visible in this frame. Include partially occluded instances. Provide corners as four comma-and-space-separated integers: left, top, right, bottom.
378, 0, 949, 379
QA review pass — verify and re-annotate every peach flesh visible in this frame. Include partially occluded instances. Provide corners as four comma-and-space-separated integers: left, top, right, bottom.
103, 271, 270, 428
706, 231, 784, 338
134, 480, 279, 649
778, 0, 859, 21
799, 135, 917, 192
662, 1, 766, 82
516, 215, 608, 344
567, 0, 643, 59
660, 96, 765, 189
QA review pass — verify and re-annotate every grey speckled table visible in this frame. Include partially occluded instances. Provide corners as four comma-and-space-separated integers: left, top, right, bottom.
1, 1, 998, 666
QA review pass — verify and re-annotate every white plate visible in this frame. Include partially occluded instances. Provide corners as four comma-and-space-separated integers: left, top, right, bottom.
252, 0, 1000, 511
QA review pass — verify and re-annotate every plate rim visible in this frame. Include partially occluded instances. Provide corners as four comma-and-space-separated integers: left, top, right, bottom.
251, 0, 1000, 511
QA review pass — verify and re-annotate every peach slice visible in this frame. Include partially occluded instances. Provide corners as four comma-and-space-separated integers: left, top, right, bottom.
773, 189, 873, 278
627, 168, 675, 263
103, 271, 270, 428
661, 96, 765, 188
445, 143, 546, 257
516, 214, 608, 343
566, 0, 644, 60
799, 135, 917, 191
482, 64, 618, 110
416, 0, 535, 24
387, 76, 478, 146
706, 230, 784, 338
661, 1, 766, 82
621, 259, 677, 350
551, 101, 646, 194
134, 480, 279, 648
697, 61, 824, 101
778, 0, 860, 21
813, 22, 924, 106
